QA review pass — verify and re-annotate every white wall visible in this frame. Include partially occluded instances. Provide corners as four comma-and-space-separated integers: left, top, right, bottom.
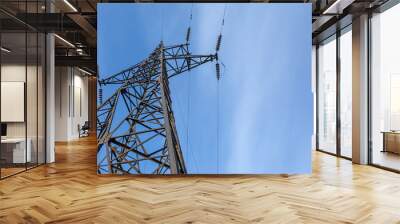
74, 73, 89, 137
1, 65, 26, 140
1, 63, 46, 164
1, 82, 25, 122
55, 67, 89, 141
1, 65, 38, 137
55, 67, 69, 141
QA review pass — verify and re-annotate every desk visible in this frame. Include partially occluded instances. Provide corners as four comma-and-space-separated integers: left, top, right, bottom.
1, 138, 31, 164
382, 131, 400, 154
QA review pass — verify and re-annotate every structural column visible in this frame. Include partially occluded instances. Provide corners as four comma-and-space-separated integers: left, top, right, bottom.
352, 14, 369, 164
46, 0, 55, 163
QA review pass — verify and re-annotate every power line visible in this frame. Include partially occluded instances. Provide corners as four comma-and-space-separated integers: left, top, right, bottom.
161, 6, 165, 41
220, 4, 227, 34
217, 79, 220, 173
215, 4, 227, 174
185, 3, 199, 173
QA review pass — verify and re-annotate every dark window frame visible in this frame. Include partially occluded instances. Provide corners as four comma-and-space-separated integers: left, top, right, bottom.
0, 0, 48, 180
315, 23, 353, 161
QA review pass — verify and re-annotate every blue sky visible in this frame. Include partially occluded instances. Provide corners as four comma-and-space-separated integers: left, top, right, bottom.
98, 3, 312, 174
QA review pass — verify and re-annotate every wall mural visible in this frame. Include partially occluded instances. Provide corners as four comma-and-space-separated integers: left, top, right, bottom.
97, 3, 312, 174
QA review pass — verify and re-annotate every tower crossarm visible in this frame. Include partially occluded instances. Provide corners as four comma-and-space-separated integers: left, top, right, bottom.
98, 43, 216, 85
98, 46, 162, 86
163, 43, 217, 78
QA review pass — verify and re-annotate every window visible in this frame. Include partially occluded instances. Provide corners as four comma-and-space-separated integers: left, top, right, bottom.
0, 1, 46, 179
370, 3, 400, 171
317, 35, 337, 154
339, 27, 352, 158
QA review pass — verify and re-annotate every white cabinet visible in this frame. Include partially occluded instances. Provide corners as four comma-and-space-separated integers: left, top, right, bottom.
1, 138, 32, 163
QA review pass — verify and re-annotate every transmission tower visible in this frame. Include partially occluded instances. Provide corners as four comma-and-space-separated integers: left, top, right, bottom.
97, 41, 218, 174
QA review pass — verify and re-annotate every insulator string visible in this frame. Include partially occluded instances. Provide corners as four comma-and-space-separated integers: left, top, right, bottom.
216, 34, 222, 52
216, 63, 220, 80
215, 4, 227, 55
186, 27, 191, 43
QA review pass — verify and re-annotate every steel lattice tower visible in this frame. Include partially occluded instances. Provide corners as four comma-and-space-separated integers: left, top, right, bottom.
97, 42, 217, 174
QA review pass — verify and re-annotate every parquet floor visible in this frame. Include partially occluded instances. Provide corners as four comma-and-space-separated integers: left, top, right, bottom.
0, 167, 26, 178
1, 136, 400, 223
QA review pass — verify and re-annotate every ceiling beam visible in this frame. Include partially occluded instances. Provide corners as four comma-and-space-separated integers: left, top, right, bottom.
55, 55, 96, 68
323, 0, 356, 14
67, 13, 97, 41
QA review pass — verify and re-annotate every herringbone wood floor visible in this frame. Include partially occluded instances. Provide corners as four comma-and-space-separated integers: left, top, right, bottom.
1, 136, 400, 224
